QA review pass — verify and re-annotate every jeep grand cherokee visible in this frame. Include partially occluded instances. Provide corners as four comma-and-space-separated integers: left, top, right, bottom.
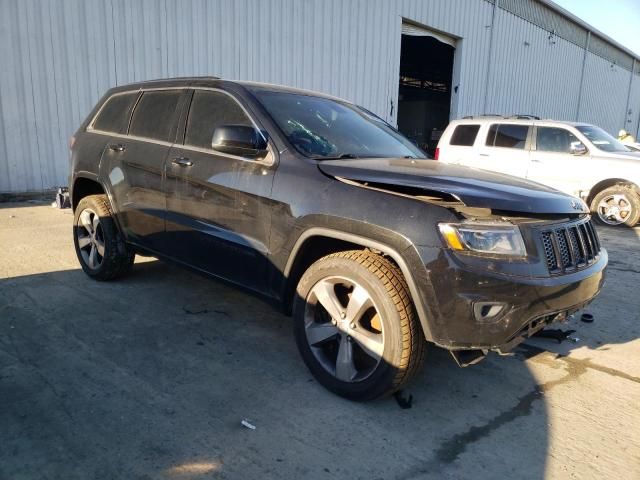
69, 78, 607, 400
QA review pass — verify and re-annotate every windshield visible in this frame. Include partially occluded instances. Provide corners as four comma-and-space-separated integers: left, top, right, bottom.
576, 125, 632, 153
252, 90, 425, 159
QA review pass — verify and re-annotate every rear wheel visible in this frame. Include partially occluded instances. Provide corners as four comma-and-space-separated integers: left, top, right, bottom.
590, 185, 640, 227
73, 194, 134, 280
293, 250, 426, 401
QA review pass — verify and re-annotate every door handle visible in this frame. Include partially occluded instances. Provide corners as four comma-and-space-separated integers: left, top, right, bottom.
108, 143, 126, 152
531, 159, 542, 163
172, 157, 193, 167
479, 153, 490, 157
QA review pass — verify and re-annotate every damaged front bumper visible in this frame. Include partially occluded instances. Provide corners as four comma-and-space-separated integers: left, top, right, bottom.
413, 246, 607, 360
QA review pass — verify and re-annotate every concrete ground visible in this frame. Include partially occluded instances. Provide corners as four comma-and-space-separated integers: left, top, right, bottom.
1, 202, 639, 480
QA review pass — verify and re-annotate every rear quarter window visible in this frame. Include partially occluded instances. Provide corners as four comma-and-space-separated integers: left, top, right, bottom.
449, 125, 480, 146
92, 92, 138, 133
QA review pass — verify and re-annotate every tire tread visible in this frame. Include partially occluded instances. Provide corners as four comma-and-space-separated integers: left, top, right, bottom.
317, 250, 426, 396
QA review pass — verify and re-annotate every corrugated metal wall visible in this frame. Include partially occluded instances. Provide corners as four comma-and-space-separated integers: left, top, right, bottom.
482, 7, 585, 119
1, 0, 639, 193
580, 52, 633, 133
628, 75, 640, 137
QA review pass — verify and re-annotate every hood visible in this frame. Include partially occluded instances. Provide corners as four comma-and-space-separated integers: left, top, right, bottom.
318, 158, 588, 215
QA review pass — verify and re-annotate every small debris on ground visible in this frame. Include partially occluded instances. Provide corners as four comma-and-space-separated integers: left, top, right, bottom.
580, 313, 594, 323
241, 419, 256, 430
393, 390, 413, 409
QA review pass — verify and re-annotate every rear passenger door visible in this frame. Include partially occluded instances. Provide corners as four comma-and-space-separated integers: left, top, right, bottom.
101, 89, 188, 251
164, 89, 275, 291
475, 123, 531, 178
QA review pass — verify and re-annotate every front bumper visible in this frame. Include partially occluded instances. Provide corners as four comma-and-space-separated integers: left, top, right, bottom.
415, 247, 607, 352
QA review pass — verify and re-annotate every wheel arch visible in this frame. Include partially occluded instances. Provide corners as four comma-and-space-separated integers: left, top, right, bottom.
71, 175, 105, 211
587, 178, 640, 206
282, 227, 434, 341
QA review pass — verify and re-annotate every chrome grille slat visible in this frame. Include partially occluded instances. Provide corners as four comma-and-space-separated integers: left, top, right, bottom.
580, 223, 595, 260
567, 227, 585, 266
540, 219, 601, 274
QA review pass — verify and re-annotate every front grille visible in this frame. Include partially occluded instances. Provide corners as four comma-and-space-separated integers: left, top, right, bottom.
540, 219, 601, 274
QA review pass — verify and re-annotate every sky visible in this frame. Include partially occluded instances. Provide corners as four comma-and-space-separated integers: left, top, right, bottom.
552, 0, 640, 56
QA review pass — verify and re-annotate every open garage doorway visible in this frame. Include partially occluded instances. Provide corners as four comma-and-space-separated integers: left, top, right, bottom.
397, 23, 456, 157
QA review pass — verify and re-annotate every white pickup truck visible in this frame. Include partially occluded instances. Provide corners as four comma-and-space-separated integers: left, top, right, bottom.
437, 116, 640, 226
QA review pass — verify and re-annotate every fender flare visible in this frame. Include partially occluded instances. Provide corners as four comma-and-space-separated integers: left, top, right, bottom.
71, 172, 126, 237
284, 227, 434, 341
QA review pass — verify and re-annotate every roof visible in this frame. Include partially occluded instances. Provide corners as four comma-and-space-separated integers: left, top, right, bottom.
448, 116, 595, 128
237, 80, 350, 103
108, 77, 353, 103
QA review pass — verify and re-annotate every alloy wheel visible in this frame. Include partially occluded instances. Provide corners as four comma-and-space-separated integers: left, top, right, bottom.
303, 276, 384, 382
76, 208, 105, 269
596, 194, 632, 225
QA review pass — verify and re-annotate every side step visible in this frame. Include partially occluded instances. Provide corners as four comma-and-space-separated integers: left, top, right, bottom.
450, 349, 487, 367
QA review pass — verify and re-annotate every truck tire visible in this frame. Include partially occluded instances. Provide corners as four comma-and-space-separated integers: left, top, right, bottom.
293, 250, 426, 401
73, 194, 135, 280
590, 185, 640, 227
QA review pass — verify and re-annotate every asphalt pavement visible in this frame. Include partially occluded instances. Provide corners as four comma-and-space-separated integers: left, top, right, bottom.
1, 202, 639, 480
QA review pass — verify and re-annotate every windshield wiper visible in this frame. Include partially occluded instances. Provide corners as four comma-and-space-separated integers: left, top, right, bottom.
313, 153, 360, 160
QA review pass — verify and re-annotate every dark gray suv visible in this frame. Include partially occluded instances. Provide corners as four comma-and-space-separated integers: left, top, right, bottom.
70, 77, 607, 400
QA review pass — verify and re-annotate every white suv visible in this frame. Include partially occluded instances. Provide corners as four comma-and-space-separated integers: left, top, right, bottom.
436, 116, 640, 226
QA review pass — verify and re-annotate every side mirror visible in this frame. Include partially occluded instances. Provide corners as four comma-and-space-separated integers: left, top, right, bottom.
569, 142, 587, 155
211, 125, 268, 158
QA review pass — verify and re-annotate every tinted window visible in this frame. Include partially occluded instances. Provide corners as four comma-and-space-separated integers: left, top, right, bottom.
252, 90, 425, 159
536, 127, 579, 152
93, 92, 138, 133
450, 125, 480, 146
129, 90, 182, 142
486, 124, 528, 149
185, 90, 253, 149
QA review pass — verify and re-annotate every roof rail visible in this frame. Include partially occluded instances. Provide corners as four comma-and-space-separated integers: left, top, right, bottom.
461, 114, 541, 120
461, 114, 503, 119
508, 114, 541, 120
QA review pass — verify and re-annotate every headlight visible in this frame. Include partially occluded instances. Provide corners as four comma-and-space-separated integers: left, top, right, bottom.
438, 223, 526, 257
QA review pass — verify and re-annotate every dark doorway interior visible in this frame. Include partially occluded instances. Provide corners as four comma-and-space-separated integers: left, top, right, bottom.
397, 34, 455, 156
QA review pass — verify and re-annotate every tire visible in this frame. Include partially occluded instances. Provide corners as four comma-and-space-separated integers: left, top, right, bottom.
73, 194, 135, 280
293, 250, 426, 401
590, 185, 640, 227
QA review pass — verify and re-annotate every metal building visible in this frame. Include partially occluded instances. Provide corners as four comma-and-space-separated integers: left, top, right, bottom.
1, 0, 639, 193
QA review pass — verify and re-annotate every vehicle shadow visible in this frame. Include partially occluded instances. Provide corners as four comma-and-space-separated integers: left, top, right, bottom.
0, 259, 553, 480
0, 199, 52, 209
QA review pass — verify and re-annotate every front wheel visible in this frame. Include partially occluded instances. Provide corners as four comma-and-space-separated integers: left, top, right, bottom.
293, 251, 426, 401
73, 194, 135, 280
590, 185, 640, 227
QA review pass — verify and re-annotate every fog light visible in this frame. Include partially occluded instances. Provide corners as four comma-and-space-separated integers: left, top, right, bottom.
473, 302, 506, 322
